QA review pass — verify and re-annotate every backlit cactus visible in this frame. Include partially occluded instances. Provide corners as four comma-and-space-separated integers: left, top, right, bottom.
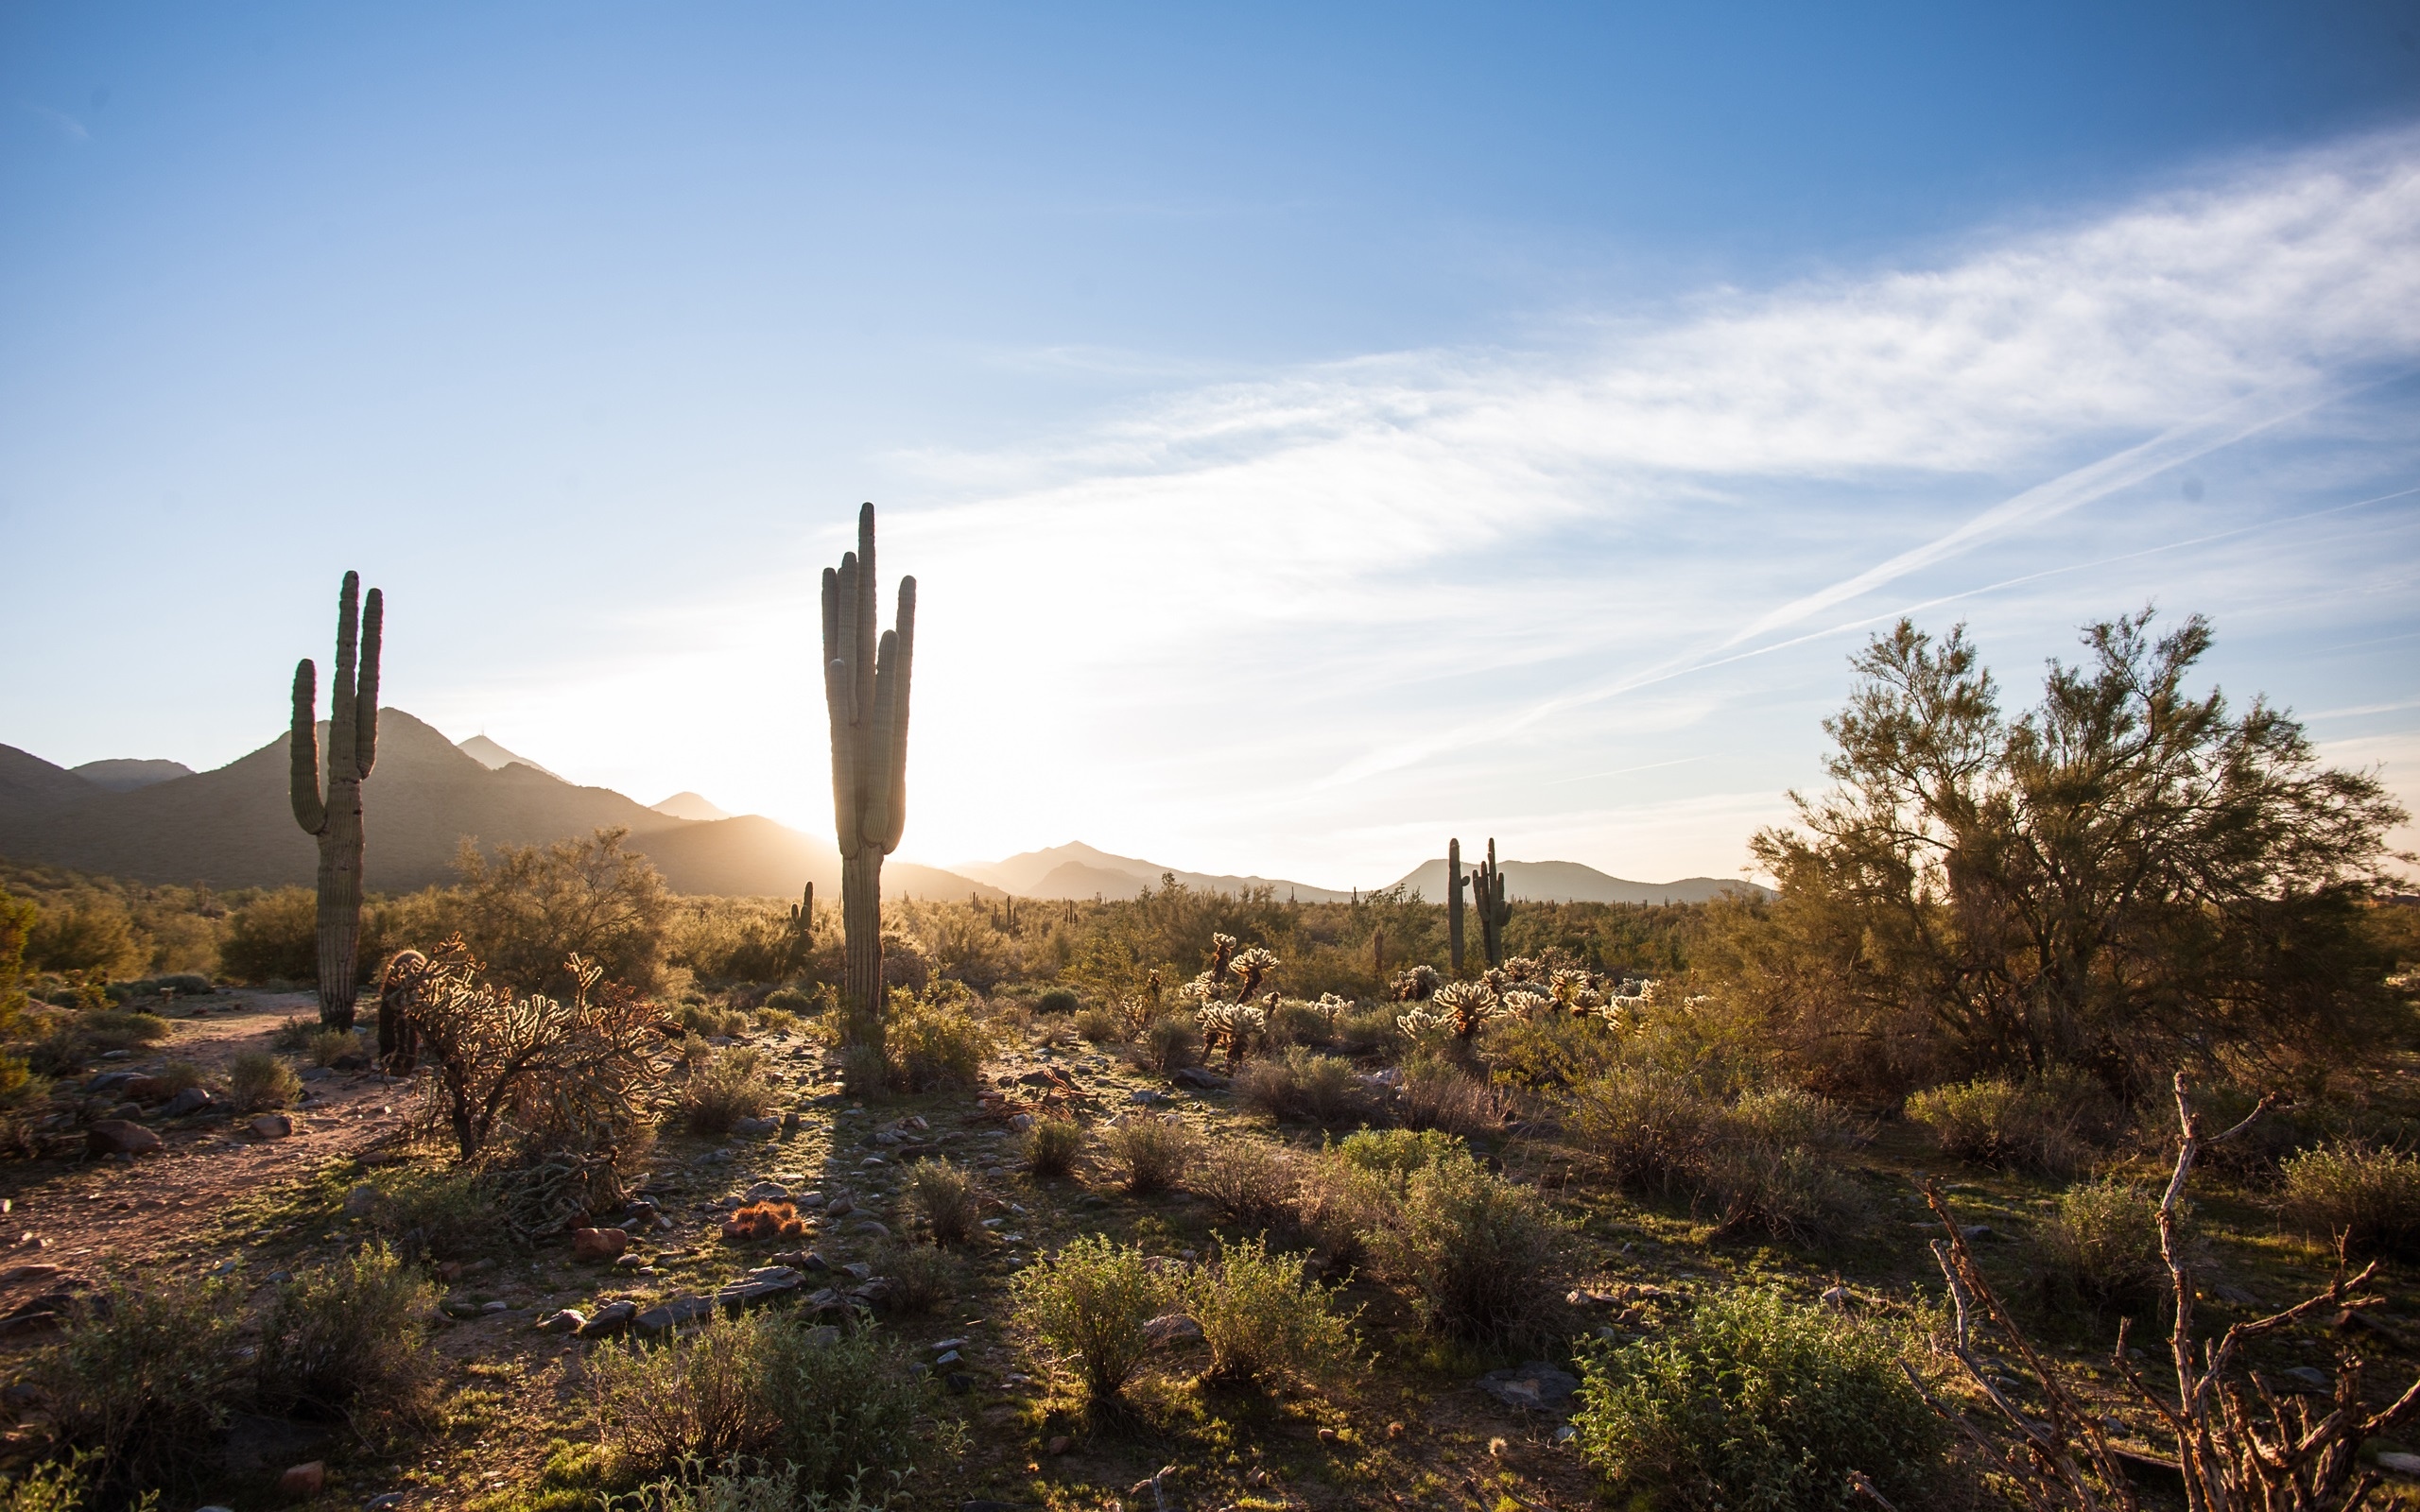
1447, 837, 1466, 973
1472, 838, 1511, 969
289, 571, 383, 1030
820, 503, 917, 1055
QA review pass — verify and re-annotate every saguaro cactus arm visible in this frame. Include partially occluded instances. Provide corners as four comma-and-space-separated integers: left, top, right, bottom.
290, 659, 326, 834
354, 586, 383, 779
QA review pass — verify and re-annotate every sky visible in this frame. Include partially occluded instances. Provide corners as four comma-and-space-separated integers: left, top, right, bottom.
4, 2, 2418, 890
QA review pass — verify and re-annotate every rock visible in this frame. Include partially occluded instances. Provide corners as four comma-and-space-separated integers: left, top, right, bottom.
366, 1495, 407, 1511
576, 1300, 638, 1336
572, 1228, 631, 1262
1171, 1066, 1229, 1091
159, 1086, 215, 1117
85, 1120, 160, 1156
2377, 1451, 2420, 1476
481, 1299, 512, 1314
1047, 1435, 1071, 1454
734, 1116, 778, 1138
1961, 1224, 1994, 1241
2280, 1365, 2333, 1393
840, 1262, 873, 1282
801, 1324, 842, 1347
824, 1195, 855, 1219
1317, 1427, 1338, 1443
278, 1460, 326, 1497
1477, 1361, 1582, 1414
123, 1074, 175, 1101
796, 1191, 827, 1209
251, 1113, 296, 1140
1007, 1113, 1034, 1132
634, 1294, 714, 1335
945, 1372, 974, 1394
781, 1111, 802, 1131
0, 1264, 60, 1284
930, 1337, 968, 1351
614, 1253, 646, 1270
854, 1220, 891, 1240
1820, 1283, 1852, 1310
332, 1052, 370, 1071
1566, 1288, 1619, 1307
81, 1071, 137, 1095
104, 1101, 145, 1122
298, 1066, 333, 1083
715, 1266, 804, 1308
1129, 1090, 1171, 1107
935, 1349, 960, 1366
2209, 1284, 2261, 1307
343, 1184, 380, 1217
1142, 1312, 1203, 1347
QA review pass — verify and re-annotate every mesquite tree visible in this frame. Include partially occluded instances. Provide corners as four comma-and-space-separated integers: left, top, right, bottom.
288, 570, 382, 1030
821, 503, 916, 1057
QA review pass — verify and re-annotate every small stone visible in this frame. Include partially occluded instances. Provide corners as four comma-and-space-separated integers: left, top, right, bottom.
935, 1349, 961, 1366
481, 1299, 511, 1313
1317, 1427, 1339, 1443
576, 1300, 638, 1335
854, 1220, 891, 1239
1007, 1113, 1033, 1132
537, 1309, 586, 1332
251, 1112, 296, 1140
634, 1294, 714, 1335
278, 1460, 326, 1497
840, 1262, 873, 1281
1477, 1361, 1583, 1414
2280, 1365, 2333, 1393
2377, 1451, 2420, 1476
366, 1496, 407, 1511
572, 1228, 631, 1262
159, 1086, 216, 1117
1046, 1435, 1072, 1454
781, 1110, 802, 1131
734, 1116, 778, 1138
930, 1337, 968, 1351
614, 1253, 646, 1269
1142, 1312, 1202, 1346
85, 1120, 160, 1156
1171, 1066, 1229, 1091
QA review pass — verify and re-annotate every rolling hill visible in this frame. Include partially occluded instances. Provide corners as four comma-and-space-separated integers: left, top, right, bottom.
1385, 856, 1764, 904
951, 841, 1356, 902
0, 712, 994, 902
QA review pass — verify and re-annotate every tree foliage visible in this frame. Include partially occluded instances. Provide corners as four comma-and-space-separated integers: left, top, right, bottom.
453, 826, 672, 998
1710, 610, 2410, 1099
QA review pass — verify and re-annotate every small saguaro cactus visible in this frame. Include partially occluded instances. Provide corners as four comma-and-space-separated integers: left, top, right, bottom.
289, 570, 383, 1030
1447, 837, 1466, 973
1473, 837, 1510, 969
820, 503, 916, 1059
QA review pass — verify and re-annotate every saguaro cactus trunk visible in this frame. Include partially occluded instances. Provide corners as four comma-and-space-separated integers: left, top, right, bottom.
289, 571, 383, 1030
820, 503, 916, 1062
1474, 837, 1511, 969
1447, 837, 1467, 974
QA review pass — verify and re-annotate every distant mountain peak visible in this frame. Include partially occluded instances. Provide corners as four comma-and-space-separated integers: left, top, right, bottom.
70, 758, 195, 793
651, 791, 732, 822
457, 733, 560, 780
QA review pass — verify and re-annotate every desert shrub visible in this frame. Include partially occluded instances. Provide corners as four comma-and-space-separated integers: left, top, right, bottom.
1186, 1138, 1301, 1234
255, 1244, 439, 1427
1569, 1072, 1870, 1243
885, 988, 993, 1092
360, 1165, 498, 1258
1024, 1116, 1082, 1178
1334, 1126, 1462, 1181
1365, 1147, 1566, 1346
23, 895, 141, 978
590, 1311, 784, 1477
1479, 1008, 1621, 1091
1565, 1067, 1718, 1193
1396, 1057, 1506, 1136
1904, 1071, 2102, 1176
1263, 998, 1334, 1048
111, 972, 215, 1002
269, 1015, 318, 1052
1336, 1002, 1403, 1053
1104, 1113, 1198, 1194
455, 827, 674, 997
904, 1158, 979, 1246
1009, 1234, 1176, 1401
150, 1058, 203, 1094
1073, 1005, 1123, 1042
683, 1046, 775, 1136
1236, 1047, 1367, 1125
2278, 1142, 2420, 1257
306, 1026, 362, 1066
1132, 1013, 1197, 1074
31, 1277, 244, 1500
2033, 1178, 2166, 1305
873, 1240, 963, 1316
219, 886, 321, 984
1695, 1140, 1872, 1245
1571, 1287, 1947, 1510
226, 1049, 302, 1111
607, 1460, 797, 1512
753, 1006, 799, 1035
762, 986, 816, 1015
0, 1455, 98, 1512
1729, 1085, 1864, 1150
1188, 1234, 1357, 1384
1037, 989, 1079, 1015
678, 1003, 752, 1039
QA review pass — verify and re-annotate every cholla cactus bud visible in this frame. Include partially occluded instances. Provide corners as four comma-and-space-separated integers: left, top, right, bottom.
1230, 946, 1279, 1001
1207, 934, 1238, 984
1430, 980, 1506, 1040
1500, 989, 1553, 1020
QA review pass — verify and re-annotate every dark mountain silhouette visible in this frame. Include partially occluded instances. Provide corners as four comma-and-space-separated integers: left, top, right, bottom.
457, 733, 559, 779
71, 758, 195, 792
0, 711, 994, 902
952, 840, 1355, 902
1386, 856, 1765, 904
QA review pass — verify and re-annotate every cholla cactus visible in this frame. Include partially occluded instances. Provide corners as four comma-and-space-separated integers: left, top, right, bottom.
1390, 964, 1441, 1002
1549, 968, 1606, 1013
1399, 979, 1507, 1041
1206, 933, 1238, 985
1198, 999, 1268, 1067
1501, 955, 1544, 985
1230, 946, 1278, 1001
1500, 989, 1553, 1020
1314, 992, 1353, 1034
1178, 971, 1219, 1008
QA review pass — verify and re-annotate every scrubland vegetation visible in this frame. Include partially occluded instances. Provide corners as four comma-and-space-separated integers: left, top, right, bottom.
0, 609, 2414, 1510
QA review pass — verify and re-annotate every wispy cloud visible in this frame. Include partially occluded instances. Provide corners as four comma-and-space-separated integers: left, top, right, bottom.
18, 102, 90, 141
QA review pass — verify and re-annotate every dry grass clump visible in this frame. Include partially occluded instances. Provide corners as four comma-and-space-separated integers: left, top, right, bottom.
721, 1201, 808, 1242
151, 1058, 204, 1094
1236, 1047, 1368, 1125
1103, 1113, 1199, 1194
2277, 1141, 2420, 1257
1186, 1138, 1302, 1233
1565, 1066, 1720, 1194
1187, 1234, 1358, 1385
683, 1045, 775, 1136
359, 1165, 497, 1260
1396, 1057, 1508, 1137
904, 1158, 980, 1246
255, 1244, 440, 1430
1904, 1071, 2101, 1176
677, 1002, 752, 1039
1024, 1116, 1083, 1178
225, 1049, 302, 1111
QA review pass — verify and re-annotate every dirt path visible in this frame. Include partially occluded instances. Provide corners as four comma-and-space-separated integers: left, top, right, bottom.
0, 990, 416, 1317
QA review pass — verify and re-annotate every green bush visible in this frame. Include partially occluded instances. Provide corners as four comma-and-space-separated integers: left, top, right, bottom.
678, 1002, 752, 1039
762, 987, 816, 1015
1333, 1127, 1461, 1181
1567, 1073, 1871, 1244
1905, 1071, 2100, 1176
1073, 1006, 1124, 1043
305, 1026, 363, 1066
359, 1164, 498, 1259
1103, 1113, 1199, 1194
903, 1158, 979, 1246
1023, 1117, 1082, 1178
884, 988, 993, 1091
1236, 1048, 1368, 1125
225, 1049, 301, 1111
1565, 1066, 1717, 1194
1573, 1288, 1948, 1511
0, 1454, 105, 1512
220, 887, 320, 983
269, 1015, 318, 1052
683, 1046, 775, 1136
606, 1460, 798, 1512
255, 1244, 439, 1427
1696, 1141, 1872, 1246
1036, 989, 1080, 1015
872, 1240, 964, 1316
1132, 1012, 1197, 1074
753, 1006, 800, 1035
591, 1311, 931, 1499
1185, 1138, 1302, 1234
2034, 1178, 2166, 1305
1009, 1234, 1176, 1401
2278, 1142, 2420, 1257
1365, 1146, 1566, 1346
31, 1277, 244, 1501
150, 1059, 203, 1095
1187, 1234, 1357, 1385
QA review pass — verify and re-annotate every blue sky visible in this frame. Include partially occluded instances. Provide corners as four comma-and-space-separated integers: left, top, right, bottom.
5, 3, 2417, 887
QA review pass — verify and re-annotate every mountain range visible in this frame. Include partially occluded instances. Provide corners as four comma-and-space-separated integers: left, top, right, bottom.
1, 717, 1762, 905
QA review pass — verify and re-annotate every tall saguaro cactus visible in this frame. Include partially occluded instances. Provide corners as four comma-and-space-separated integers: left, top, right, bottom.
1447, 837, 1467, 974
289, 571, 383, 1030
820, 503, 916, 1058
1473, 837, 1511, 969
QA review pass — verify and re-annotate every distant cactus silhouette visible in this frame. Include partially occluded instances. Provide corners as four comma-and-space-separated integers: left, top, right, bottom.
1472, 837, 1510, 969
1447, 836, 1467, 973
288, 570, 382, 1030
820, 504, 917, 1058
